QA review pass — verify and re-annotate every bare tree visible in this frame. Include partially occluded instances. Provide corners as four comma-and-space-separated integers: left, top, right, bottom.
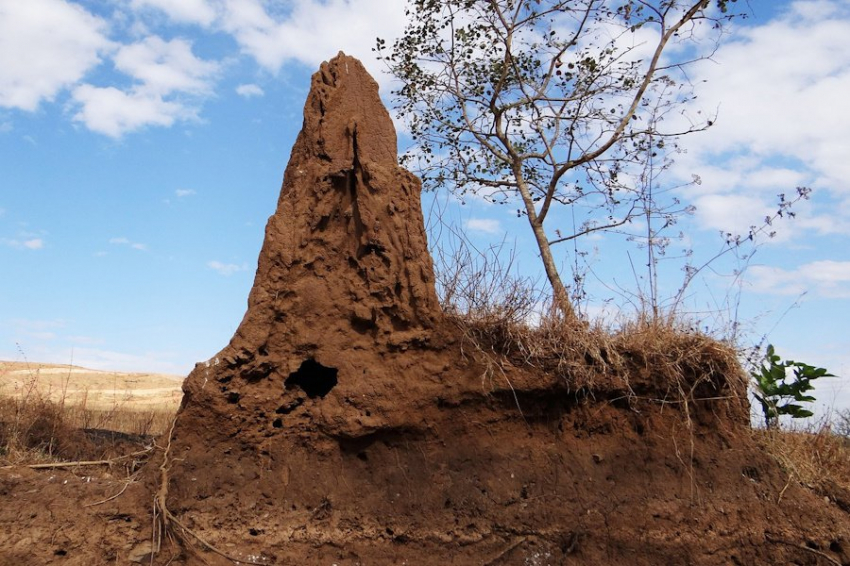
378, 0, 740, 320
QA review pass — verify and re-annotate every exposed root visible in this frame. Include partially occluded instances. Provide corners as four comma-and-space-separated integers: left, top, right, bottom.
152, 417, 176, 555
766, 535, 842, 566
84, 471, 139, 507
482, 536, 527, 565
455, 318, 527, 421
152, 417, 268, 565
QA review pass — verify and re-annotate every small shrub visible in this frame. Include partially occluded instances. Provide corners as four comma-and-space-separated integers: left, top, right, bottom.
751, 345, 833, 429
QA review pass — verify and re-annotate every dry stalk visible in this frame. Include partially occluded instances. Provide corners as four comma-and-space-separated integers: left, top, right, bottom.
756, 424, 850, 504
776, 472, 794, 505
454, 319, 527, 421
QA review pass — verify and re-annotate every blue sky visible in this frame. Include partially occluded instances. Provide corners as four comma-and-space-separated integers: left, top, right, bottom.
1, 0, 848, 416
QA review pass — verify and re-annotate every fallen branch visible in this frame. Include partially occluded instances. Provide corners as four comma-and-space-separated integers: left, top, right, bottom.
1, 459, 120, 470
0, 448, 152, 470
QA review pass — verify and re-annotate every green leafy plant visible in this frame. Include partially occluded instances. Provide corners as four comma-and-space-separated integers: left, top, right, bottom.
751, 345, 833, 429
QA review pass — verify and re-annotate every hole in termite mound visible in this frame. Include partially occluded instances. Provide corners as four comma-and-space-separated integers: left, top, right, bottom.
284, 359, 338, 398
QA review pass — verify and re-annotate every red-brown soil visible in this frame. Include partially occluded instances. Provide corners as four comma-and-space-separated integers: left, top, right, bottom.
1, 53, 847, 565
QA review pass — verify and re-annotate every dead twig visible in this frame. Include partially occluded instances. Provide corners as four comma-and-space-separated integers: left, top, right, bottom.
777, 472, 794, 504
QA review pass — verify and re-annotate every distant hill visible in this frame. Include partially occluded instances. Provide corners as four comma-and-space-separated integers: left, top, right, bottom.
0, 360, 183, 412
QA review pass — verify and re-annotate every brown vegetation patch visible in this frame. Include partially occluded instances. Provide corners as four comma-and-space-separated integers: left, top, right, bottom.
758, 423, 850, 512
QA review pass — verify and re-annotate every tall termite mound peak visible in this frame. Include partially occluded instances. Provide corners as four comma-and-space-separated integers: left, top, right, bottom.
235, 51, 441, 352
177, 52, 455, 442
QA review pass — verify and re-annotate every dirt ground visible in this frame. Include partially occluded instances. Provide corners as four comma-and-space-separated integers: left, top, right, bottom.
1, 375, 848, 565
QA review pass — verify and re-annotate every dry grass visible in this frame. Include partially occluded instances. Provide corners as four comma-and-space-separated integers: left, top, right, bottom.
0, 397, 82, 464
433, 233, 850, 511
756, 422, 850, 499
443, 267, 850, 507
450, 305, 748, 409
0, 381, 177, 465
432, 225, 748, 409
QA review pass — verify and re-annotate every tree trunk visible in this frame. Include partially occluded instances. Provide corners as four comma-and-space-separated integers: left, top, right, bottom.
513, 166, 578, 321
531, 216, 576, 320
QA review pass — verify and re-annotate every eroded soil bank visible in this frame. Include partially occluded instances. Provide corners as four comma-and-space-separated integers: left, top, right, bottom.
2, 368, 848, 565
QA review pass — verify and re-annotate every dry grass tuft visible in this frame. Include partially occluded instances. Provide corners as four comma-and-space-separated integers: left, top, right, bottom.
610, 317, 747, 401
0, 397, 98, 464
449, 304, 748, 412
451, 309, 610, 389
431, 214, 749, 420
756, 423, 850, 503
0, 392, 176, 465
433, 230, 747, 409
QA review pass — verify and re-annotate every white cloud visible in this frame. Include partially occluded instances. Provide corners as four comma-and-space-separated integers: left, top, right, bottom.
109, 236, 147, 250
66, 335, 104, 346
71, 84, 188, 137
2, 236, 44, 250
175, 188, 196, 197
0, 231, 44, 250
219, 0, 407, 82
465, 218, 503, 235
130, 0, 218, 27
208, 260, 248, 276
11, 318, 66, 334
692, 194, 772, 234
748, 260, 850, 299
789, 0, 846, 21
676, 0, 850, 234
67, 346, 186, 374
0, 0, 111, 111
236, 83, 264, 98
72, 36, 219, 137
113, 36, 219, 96
11, 318, 64, 329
